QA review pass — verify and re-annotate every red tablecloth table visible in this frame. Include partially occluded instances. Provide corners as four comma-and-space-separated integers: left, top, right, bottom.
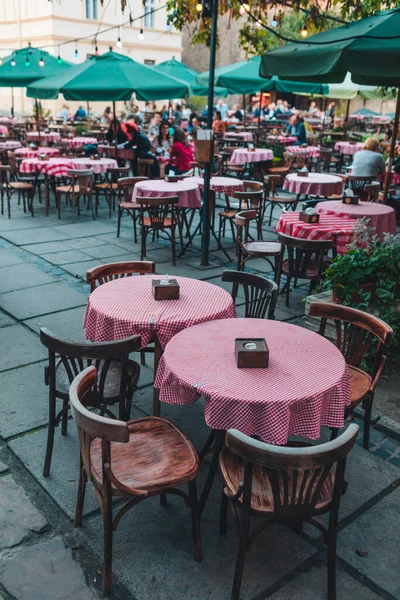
67, 136, 98, 148
224, 132, 253, 142
14, 147, 61, 158
285, 145, 320, 157
316, 200, 397, 240
185, 175, 244, 196
276, 211, 358, 254
69, 157, 117, 174
98, 144, 135, 159
267, 135, 297, 146
155, 318, 350, 445
0, 141, 22, 150
0, 125, 8, 135
334, 141, 364, 155
284, 173, 344, 197
26, 131, 61, 143
132, 179, 202, 209
230, 148, 273, 165
19, 157, 75, 177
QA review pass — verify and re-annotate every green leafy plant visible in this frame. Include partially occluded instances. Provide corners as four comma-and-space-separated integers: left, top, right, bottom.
74, 124, 88, 136
258, 139, 285, 160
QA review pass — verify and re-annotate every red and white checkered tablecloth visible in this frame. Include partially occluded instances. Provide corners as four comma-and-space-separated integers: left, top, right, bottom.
224, 132, 253, 142
98, 144, 135, 159
285, 146, 320, 157
284, 173, 344, 197
267, 135, 297, 146
185, 176, 244, 196
275, 211, 357, 254
0, 141, 22, 150
0, 125, 8, 135
68, 136, 98, 148
19, 157, 75, 177
334, 141, 364, 155
230, 148, 274, 165
14, 147, 61, 158
155, 318, 350, 445
26, 131, 61, 143
83, 275, 236, 350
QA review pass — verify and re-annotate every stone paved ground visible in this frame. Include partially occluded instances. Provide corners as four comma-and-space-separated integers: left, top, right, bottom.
0, 192, 399, 600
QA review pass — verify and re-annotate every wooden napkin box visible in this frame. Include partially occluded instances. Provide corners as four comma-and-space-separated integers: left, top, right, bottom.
299, 212, 320, 224
342, 195, 359, 205
152, 279, 180, 301
38, 154, 49, 161
164, 175, 179, 183
297, 170, 309, 177
235, 338, 269, 369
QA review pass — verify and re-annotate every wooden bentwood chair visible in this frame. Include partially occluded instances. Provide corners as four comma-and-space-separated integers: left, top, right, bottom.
70, 367, 202, 595
55, 168, 94, 222
116, 176, 149, 240
308, 302, 393, 450
137, 195, 183, 266
221, 270, 278, 320
219, 424, 359, 600
40, 328, 141, 478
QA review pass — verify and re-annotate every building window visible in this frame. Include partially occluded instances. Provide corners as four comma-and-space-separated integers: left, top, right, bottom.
144, 0, 155, 28
86, 0, 98, 20
144, 59, 155, 65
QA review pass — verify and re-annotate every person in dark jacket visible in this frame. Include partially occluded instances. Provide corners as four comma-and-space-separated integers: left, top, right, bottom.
105, 119, 128, 145
288, 115, 307, 145
126, 122, 160, 177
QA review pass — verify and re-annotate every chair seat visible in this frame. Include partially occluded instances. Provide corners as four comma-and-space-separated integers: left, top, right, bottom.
281, 259, 330, 279
90, 417, 199, 494
143, 216, 173, 227
119, 201, 140, 210
227, 165, 244, 172
269, 195, 296, 205
55, 184, 80, 193
95, 182, 118, 190
219, 210, 238, 219
242, 241, 281, 256
55, 358, 138, 399
219, 447, 334, 515
6, 182, 33, 190
348, 365, 372, 405
268, 167, 289, 175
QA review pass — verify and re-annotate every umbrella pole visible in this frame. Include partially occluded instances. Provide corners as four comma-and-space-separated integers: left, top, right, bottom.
242, 94, 246, 121
11, 88, 14, 118
383, 86, 400, 203
35, 99, 41, 147
87, 101, 90, 130
113, 100, 118, 161
258, 93, 262, 128
344, 99, 351, 140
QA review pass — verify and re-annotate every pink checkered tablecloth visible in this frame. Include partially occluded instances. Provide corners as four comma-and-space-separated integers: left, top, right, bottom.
155, 318, 350, 445
14, 147, 61, 158
230, 148, 273, 165
68, 137, 98, 148
315, 200, 397, 240
68, 157, 118, 174
26, 131, 61, 143
98, 144, 135, 159
267, 135, 297, 146
224, 132, 253, 142
285, 146, 320, 156
284, 173, 344, 197
19, 157, 75, 177
276, 211, 357, 254
83, 275, 236, 349
334, 141, 364, 155
132, 179, 202, 209
0, 125, 8, 135
185, 176, 244, 196
0, 141, 22, 149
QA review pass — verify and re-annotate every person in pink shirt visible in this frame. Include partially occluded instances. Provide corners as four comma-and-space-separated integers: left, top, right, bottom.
169, 127, 194, 174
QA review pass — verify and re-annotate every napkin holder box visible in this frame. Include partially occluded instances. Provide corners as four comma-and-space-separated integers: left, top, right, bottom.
195, 139, 214, 164
235, 338, 269, 369
164, 175, 179, 183
38, 154, 49, 161
152, 279, 180, 301
342, 195, 359, 205
297, 170, 309, 177
90, 154, 101, 160
299, 212, 320, 224
247, 146, 256, 152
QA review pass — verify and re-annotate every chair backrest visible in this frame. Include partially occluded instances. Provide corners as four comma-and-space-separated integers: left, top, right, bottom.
107, 166, 130, 183
242, 180, 262, 193
66, 168, 93, 194
40, 327, 141, 411
347, 175, 376, 198
225, 423, 359, 521
6, 151, 18, 174
232, 190, 263, 213
263, 174, 281, 196
136, 195, 179, 228
221, 269, 278, 320
86, 260, 155, 292
364, 182, 380, 202
277, 233, 333, 281
318, 148, 333, 171
0, 164, 11, 184
308, 301, 393, 379
137, 158, 154, 177
117, 176, 149, 202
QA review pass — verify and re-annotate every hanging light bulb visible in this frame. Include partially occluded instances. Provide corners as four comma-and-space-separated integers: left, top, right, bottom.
139, 28, 144, 40
196, 2, 202, 11
166, 22, 171, 31
39, 57, 45, 67
74, 43, 79, 60
271, 15, 277, 27
57, 46, 62, 63
25, 56, 30, 67
116, 27, 123, 47
95, 44, 99, 55
301, 22, 308, 37
11, 57, 16, 67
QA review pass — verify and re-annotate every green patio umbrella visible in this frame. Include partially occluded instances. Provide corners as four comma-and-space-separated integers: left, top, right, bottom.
260, 7, 400, 199
155, 57, 228, 97
27, 51, 189, 102
351, 108, 379, 117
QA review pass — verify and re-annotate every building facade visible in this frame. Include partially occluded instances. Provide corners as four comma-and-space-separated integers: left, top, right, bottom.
0, 0, 182, 116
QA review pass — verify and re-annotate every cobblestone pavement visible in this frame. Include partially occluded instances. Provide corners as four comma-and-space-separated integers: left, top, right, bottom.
0, 193, 399, 600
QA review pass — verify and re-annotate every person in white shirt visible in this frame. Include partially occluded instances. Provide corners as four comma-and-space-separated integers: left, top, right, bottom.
216, 99, 229, 120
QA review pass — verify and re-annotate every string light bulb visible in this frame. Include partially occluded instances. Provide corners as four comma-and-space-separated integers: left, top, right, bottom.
25, 56, 30, 67
301, 23, 308, 37
57, 46, 62, 63
196, 2, 202, 11
116, 27, 123, 47
95, 44, 99, 55
74, 43, 79, 60
39, 56, 45, 67
139, 28, 144, 40
11, 57, 16, 67
271, 15, 277, 27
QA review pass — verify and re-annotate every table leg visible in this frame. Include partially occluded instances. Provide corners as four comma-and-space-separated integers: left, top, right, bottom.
44, 173, 49, 216
199, 429, 226, 516
153, 335, 163, 417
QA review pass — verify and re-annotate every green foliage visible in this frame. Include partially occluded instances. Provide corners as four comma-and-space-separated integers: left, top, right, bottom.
74, 124, 87, 135
258, 138, 285, 159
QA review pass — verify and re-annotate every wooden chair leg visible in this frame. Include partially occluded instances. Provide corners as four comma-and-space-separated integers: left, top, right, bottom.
188, 480, 202, 562
74, 458, 87, 527
61, 398, 69, 436
117, 207, 122, 237
102, 488, 113, 596
43, 392, 56, 477
171, 226, 176, 267
231, 496, 251, 600
327, 511, 338, 600
285, 276, 291, 307
363, 394, 373, 451
140, 227, 147, 260
219, 488, 229, 535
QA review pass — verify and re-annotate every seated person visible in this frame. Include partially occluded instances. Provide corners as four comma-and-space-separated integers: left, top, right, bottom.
105, 119, 128, 145
148, 112, 162, 137
127, 122, 160, 177
169, 127, 194, 175
232, 104, 243, 122
151, 120, 171, 155
212, 111, 226, 136
286, 114, 306, 145
74, 106, 87, 121
352, 137, 385, 177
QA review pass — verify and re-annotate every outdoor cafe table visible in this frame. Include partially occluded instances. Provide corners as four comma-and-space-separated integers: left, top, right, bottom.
334, 141, 364, 155
0, 141, 22, 150
285, 145, 320, 157
14, 147, 61, 158
26, 131, 61, 143
67, 136, 98, 148
20, 157, 76, 216
284, 172, 344, 197
98, 144, 135, 160
316, 200, 397, 240
0, 125, 8, 135
230, 148, 273, 165
132, 179, 202, 209
68, 157, 117, 174
185, 175, 244, 196
224, 131, 253, 141
83, 275, 236, 415
276, 211, 358, 254
155, 317, 350, 511
267, 135, 297, 145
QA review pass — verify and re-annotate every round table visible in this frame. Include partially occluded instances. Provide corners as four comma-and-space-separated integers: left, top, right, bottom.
316, 200, 397, 240
132, 179, 202, 209
334, 141, 364, 155
267, 135, 297, 146
0, 141, 22, 150
275, 211, 358, 254
285, 146, 320, 157
19, 157, 75, 177
284, 173, 344, 197
68, 136, 98, 148
69, 157, 117, 174
155, 318, 350, 445
185, 176, 244, 196
230, 148, 274, 165
14, 147, 61, 158
0, 125, 8, 135
224, 132, 253, 142
98, 144, 135, 160
26, 132, 61, 143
